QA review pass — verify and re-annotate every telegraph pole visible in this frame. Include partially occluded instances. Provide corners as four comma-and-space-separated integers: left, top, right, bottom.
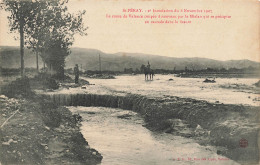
99, 54, 101, 74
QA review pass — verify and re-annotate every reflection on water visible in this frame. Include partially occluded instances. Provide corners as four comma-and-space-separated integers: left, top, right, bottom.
83, 75, 260, 106
69, 106, 239, 165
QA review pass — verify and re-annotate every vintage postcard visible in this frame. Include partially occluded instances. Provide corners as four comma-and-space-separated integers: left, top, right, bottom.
0, 0, 259, 164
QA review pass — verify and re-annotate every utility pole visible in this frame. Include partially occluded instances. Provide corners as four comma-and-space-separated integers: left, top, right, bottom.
99, 53, 101, 74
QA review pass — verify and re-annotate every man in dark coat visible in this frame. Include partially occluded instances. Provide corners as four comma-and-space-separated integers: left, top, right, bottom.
74, 64, 79, 84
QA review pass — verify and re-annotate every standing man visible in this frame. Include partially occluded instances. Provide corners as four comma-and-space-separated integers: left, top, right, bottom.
147, 61, 150, 70
74, 64, 79, 84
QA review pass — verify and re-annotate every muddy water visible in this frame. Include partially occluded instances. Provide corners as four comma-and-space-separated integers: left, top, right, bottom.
69, 106, 238, 165
83, 75, 259, 106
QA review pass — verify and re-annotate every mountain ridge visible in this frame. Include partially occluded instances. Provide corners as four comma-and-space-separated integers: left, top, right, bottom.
0, 46, 259, 71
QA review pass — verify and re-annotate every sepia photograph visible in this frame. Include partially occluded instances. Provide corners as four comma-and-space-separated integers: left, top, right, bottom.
0, 0, 259, 164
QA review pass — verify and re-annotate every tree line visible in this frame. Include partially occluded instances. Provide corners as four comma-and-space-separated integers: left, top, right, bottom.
1, 0, 87, 78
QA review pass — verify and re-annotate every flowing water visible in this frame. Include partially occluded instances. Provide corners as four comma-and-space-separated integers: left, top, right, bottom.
82, 75, 259, 106
42, 75, 259, 164
69, 106, 239, 165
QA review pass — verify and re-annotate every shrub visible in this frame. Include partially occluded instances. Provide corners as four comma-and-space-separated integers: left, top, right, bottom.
0, 77, 34, 98
32, 73, 59, 90
44, 78, 59, 90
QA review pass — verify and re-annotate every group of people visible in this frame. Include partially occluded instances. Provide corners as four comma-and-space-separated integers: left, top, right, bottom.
73, 61, 153, 84
144, 61, 154, 80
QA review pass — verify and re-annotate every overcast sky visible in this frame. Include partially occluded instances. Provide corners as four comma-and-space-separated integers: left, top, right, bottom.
0, 0, 259, 62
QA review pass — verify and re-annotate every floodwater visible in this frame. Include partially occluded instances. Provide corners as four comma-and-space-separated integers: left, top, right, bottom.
84, 75, 260, 106
69, 106, 239, 165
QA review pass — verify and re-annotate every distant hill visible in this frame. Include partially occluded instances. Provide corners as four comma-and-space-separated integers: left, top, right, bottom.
1, 46, 259, 71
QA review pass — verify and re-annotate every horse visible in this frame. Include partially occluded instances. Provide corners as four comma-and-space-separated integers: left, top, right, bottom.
144, 67, 155, 80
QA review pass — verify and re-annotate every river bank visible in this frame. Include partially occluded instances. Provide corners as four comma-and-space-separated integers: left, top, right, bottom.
1, 75, 259, 164
0, 77, 102, 165
42, 86, 259, 164
0, 94, 102, 165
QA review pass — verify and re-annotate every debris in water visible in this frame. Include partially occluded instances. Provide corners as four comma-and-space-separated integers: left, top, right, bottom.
203, 78, 216, 83
84, 111, 96, 115
117, 114, 132, 119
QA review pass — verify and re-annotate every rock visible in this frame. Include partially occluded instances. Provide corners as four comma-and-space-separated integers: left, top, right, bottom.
164, 127, 172, 133
73, 114, 82, 122
2, 139, 14, 145
2, 142, 10, 146
41, 143, 47, 146
60, 125, 65, 129
194, 125, 204, 135
0, 95, 8, 100
17, 151, 21, 157
254, 80, 260, 87
196, 125, 202, 130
